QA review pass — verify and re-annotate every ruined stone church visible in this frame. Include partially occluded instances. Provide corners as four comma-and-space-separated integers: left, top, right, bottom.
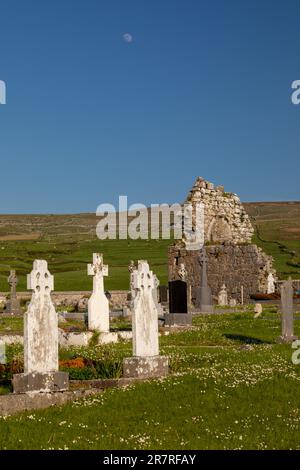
168, 177, 276, 304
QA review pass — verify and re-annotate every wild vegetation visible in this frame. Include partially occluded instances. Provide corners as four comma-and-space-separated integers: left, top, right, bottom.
1, 307, 300, 449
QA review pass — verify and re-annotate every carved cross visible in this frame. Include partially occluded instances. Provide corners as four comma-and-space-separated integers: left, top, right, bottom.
132, 261, 155, 291
27, 260, 54, 295
8, 270, 18, 297
87, 253, 108, 278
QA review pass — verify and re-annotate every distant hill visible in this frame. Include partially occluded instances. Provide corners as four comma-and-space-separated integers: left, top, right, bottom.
0, 201, 299, 291
244, 201, 300, 279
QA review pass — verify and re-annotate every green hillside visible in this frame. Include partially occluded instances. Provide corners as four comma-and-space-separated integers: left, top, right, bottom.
0, 202, 299, 292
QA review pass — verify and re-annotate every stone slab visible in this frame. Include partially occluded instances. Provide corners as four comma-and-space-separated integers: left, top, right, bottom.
168, 280, 188, 313
164, 313, 192, 326
13, 371, 69, 394
277, 335, 298, 344
123, 356, 169, 379
0, 389, 97, 416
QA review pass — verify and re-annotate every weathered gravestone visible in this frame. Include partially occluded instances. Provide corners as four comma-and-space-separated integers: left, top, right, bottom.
6, 270, 22, 316
278, 278, 298, 343
87, 253, 109, 332
159, 285, 168, 304
13, 260, 69, 393
123, 261, 168, 378
195, 247, 214, 313
165, 279, 192, 326
218, 284, 228, 306
267, 272, 275, 294
254, 303, 263, 318
152, 273, 164, 317
169, 280, 188, 313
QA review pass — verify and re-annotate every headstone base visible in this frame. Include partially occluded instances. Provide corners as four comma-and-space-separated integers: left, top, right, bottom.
6, 299, 22, 316
277, 335, 298, 344
197, 305, 214, 314
123, 356, 169, 379
13, 371, 69, 394
164, 313, 192, 326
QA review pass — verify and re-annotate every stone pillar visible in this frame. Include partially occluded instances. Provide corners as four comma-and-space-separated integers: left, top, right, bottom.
6, 270, 22, 316
152, 273, 164, 317
123, 261, 168, 378
267, 273, 275, 294
196, 247, 214, 313
13, 260, 68, 393
87, 253, 109, 332
278, 278, 298, 343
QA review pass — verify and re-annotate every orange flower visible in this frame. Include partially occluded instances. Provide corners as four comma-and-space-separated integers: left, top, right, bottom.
59, 357, 86, 369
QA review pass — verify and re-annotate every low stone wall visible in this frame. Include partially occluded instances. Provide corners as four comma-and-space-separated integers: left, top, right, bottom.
0, 378, 151, 416
0, 335, 23, 345
0, 389, 97, 416
58, 330, 132, 347
0, 290, 130, 312
0, 331, 132, 347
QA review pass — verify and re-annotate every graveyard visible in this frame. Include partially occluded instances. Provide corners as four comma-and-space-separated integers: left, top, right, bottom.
0, 179, 299, 450
1, 309, 300, 449
1, 1, 300, 459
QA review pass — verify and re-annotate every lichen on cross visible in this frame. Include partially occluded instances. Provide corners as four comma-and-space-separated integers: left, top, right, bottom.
132, 261, 155, 291
87, 253, 108, 278
8, 270, 18, 295
27, 260, 54, 295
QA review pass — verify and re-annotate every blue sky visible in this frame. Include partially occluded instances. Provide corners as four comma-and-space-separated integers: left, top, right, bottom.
0, 0, 299, 213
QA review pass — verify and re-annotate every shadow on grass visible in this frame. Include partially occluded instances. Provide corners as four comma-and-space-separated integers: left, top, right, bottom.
224, 333, 273, 345
110, 326, 132, 332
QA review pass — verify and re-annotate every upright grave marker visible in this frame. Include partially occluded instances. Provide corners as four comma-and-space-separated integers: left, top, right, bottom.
169, 280, 188, 314
159, 285, 168, 304
218, 284, 228, 306
166, 279, 192, 326
278, 277, 298, 343
13, 260, 68, 393
167, 260, 191, 325
196, 247, 214, 313
153, 272, 164, 317
123, 261, 168, 378
87, 253, 109, 332
267, 273, 275, 294
6, 270, 22, 316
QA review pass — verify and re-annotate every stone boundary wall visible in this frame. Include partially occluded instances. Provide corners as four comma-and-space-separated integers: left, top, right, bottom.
0, 290, 129, 311
0, 378, 143, 416
0, 331, 133, 347
0, 389, 97, 416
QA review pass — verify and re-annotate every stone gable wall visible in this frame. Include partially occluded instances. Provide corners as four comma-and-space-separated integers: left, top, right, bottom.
185, 177, 254, 244
169, 177, 277, 304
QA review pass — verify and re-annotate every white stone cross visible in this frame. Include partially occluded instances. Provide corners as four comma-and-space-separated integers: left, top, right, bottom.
131, 260, 159, 357
88, 253, 108, 279
87, 253, 109, 332
24, 260, 58, 374
132, 260, 156, 291
27, 260, 54, 295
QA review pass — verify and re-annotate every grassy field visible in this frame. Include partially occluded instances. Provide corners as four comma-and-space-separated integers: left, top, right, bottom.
0, 202, 299, 292
244, 202, 300, 279
1, 308, 300, 449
